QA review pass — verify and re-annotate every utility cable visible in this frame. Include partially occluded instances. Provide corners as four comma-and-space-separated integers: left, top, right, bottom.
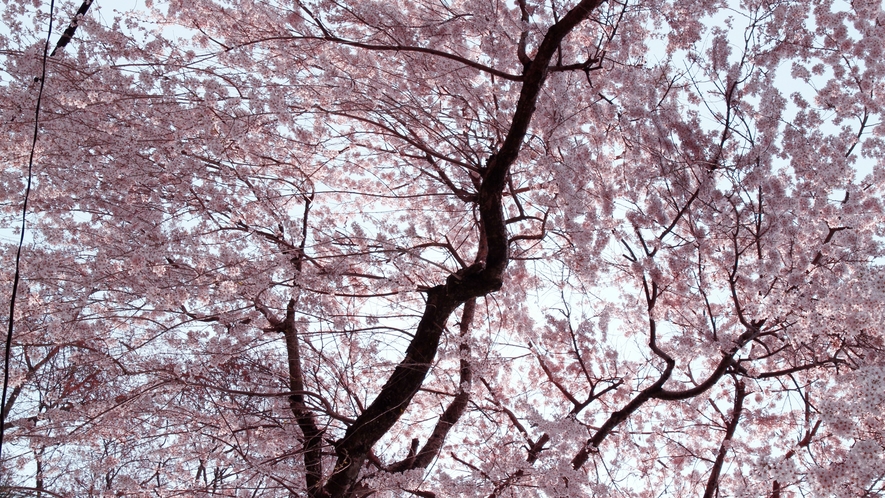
1, 0, 56, 459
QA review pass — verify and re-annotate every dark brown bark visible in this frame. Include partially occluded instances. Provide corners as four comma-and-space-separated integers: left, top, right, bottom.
572, 320, 763, 470
388, 299, 476, 473
50, 0, 94, 57
282, 299, 325, 498
324, 286, 461, 497
703, 379, 746, 498
322, 2, 604, 495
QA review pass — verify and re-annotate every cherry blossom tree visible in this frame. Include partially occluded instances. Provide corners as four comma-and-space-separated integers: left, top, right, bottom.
2, 0, 885, 496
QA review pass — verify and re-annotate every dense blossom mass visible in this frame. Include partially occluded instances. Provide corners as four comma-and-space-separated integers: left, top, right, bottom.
1, 0, 885, 496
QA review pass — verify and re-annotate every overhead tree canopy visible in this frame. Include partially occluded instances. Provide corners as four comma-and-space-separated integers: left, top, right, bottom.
2, 0, 885, 496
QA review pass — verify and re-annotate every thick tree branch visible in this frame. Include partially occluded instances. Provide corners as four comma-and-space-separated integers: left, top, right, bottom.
572, 319, 765, 469
389, 298, 476, 473
50, 0, 93, 57
479, 0, 604, 280
282, 299, 326, 498
703, 378, 746, 498
322, 2, 603, 495
572, 291, 675, 469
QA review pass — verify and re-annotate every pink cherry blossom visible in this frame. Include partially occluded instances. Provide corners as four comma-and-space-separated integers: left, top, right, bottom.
2, 0, 885, 496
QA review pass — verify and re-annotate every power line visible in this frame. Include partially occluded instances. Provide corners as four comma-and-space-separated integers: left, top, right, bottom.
1, 0, 56, 459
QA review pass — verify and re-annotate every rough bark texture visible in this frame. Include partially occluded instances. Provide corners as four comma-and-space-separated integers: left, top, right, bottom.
282, 299, 325, 498
703, 379, 747, 498
323, 2, 604, 495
